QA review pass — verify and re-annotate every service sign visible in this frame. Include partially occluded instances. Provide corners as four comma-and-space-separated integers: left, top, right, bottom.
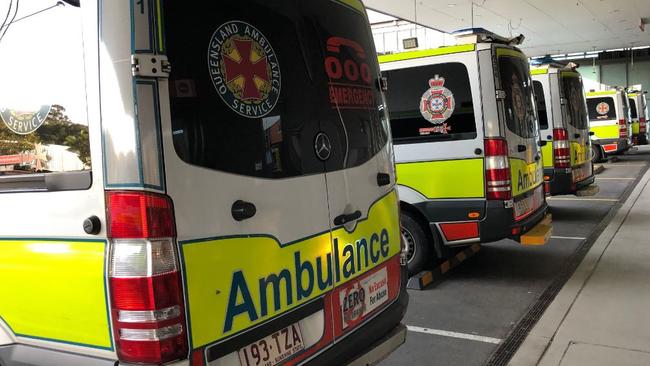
0, 105, 51, 135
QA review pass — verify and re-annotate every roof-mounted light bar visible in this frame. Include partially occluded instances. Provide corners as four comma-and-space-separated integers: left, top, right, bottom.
452, 28, 524, 46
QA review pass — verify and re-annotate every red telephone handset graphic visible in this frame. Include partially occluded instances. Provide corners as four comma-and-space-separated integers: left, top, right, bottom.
327, 37, 367, 60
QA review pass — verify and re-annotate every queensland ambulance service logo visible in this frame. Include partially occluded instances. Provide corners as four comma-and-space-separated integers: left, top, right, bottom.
596, 102, 610, 115
0, 105, 51, 135
419, 76, 454, 134
208, 21, 281, 118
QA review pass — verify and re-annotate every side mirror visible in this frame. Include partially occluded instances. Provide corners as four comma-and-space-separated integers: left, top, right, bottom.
589, 131, 595, 136
539, 140, 548, 147
62, 0, 80, 7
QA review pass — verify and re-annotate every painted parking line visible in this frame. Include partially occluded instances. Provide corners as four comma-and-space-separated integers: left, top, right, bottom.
603, 164, 648, 167
547, 197, 619, 202
595, 177, 636, 180
406, 325, 502, 345
551, 236, 586, 240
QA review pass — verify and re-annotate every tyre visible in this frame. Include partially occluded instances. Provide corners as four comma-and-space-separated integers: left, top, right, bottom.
591, 144, 603, 164
400, 210, 433, 276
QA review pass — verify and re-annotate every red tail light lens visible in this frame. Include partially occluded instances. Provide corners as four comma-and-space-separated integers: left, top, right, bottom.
553, 128, 570, 169
107, 191, 188, 365
640, 117, 646, 133
619, 119, 628, 138
485, 139, 512, 200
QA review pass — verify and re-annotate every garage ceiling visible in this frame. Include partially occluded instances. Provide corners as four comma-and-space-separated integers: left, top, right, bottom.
364, 0, 650, 56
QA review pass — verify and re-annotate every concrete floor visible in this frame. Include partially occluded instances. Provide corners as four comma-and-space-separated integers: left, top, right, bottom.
380, 148, 650, 366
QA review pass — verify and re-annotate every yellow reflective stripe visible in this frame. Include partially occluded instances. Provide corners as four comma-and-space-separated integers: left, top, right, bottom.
396, 159, 485, 199
531, 68, 548, 75
591, 124, 619, 139
333, 0, 365, 15
586, 90, 617, 97
632, 121, 640, 135
496, 47, 527, 59
156, 0, 164, 52
560, 71, 580, 78
629, 93, 638, 98
378, 44, 476, 64
510, 158, 544, 197
571, 141, 589, 166
542, 142, 553, 168
182, 191, 400, 348
0, 240, 111, 349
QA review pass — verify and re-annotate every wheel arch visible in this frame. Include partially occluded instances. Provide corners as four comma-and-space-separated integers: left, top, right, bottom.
398, 185, 445, 259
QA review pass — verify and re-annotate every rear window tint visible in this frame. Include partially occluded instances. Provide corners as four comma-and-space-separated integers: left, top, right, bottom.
0, 3, 91, 190
383, 62, 477, 144
497, 54, 538, 139
561, 75, 589, 130
533, 81, 549, 130
587, 97, 616, 121
629, 98, 638, 119
164, 0, 387, 178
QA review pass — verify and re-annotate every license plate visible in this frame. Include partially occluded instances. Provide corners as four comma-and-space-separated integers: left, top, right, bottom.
238, 323, 304, 366
572, 164, 592, 183
514, 186, 543, 220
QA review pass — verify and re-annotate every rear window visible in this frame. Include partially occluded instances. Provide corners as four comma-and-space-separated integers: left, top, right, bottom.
164, 0, 387, 179
533, 81, 549, 130
0, 3, 91, 191
587, 97, 617, 121
497, 52, 538, 139
629, 98, 638, 119
383, 62, 477, 144
561, 75, 589, 130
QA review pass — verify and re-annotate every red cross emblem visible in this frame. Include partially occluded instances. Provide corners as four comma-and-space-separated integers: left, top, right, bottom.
596, 102, 609, 115
223, 38, 271, 101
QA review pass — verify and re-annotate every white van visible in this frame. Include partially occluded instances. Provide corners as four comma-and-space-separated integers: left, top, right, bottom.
0, 1, 408, 365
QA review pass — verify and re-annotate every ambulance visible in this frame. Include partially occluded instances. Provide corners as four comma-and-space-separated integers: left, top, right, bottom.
628, 90, 648, 145
0, 1, 408, 365
586, 89, 632, 161
380, 29, 551, 275
530, 63, 598, 196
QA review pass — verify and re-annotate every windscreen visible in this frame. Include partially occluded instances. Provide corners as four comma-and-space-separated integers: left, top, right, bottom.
533, 81, 549, 130
164, 0, 387, 179
383, 62, 477, 144
497, 52, 539, 139
629, 98, 638, 119
562, 75, 589, 130
587, 97, 616, 121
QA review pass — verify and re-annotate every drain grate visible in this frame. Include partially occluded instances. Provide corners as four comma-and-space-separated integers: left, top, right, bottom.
484, 164, 649, 366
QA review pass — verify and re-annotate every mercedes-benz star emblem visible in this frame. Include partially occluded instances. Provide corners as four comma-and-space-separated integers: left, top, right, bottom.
314, 132, 332, 161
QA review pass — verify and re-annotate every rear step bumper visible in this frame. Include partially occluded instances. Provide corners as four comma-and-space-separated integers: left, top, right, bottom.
308, 268, 409, 366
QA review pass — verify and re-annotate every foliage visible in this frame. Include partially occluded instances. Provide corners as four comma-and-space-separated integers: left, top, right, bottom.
35, 105, 91, 165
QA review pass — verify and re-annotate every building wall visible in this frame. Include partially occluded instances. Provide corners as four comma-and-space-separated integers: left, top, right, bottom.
579, 59, 650, 91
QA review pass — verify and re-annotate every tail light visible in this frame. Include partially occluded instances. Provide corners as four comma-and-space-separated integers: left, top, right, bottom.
640, 117, 646, 134
485, 138, 511, 200
553, 128, 570, 169
107, 191, 188, 365
619, 119, 628, 138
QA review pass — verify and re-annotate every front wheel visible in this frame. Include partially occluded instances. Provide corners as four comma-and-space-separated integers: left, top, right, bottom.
591, 144, 603, 164
400, 211, 433, 276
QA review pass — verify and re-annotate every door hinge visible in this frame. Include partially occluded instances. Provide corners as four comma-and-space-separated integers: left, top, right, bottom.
496, 90, 506, 100
131, 54, 171, 78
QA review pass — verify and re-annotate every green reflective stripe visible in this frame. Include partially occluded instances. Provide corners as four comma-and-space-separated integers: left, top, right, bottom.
586, 90, 617, 97
378, 44, 476, 64
333, 0, 365, 15
496, 48, 526, 59
560, 71, 580, 78
156, 0, 164, 52
396, 159, 485, 199
542, 142, 553, 168
591, 124, 619, 139
531, 68, 548, 75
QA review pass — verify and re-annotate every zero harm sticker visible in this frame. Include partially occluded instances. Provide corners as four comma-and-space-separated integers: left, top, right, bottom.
419, 75, 454, 134
207, 21, 281, 119
0, 106, 51, 135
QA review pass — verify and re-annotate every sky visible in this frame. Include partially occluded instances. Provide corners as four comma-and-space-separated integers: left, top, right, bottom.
0, 1, 88, 125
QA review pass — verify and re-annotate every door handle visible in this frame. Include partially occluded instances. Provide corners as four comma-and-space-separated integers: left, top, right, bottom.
574, 133, 581, 138
232, 200, 256, 221
377, 172, 391, 187
334, 210, 362, 226
517, 145, 527, 152
535, 154, 541, 161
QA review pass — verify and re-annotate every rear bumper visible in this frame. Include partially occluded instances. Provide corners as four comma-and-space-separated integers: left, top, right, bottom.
0, 344, 116, 366
596, 138, 629, 154
479, 199, 549, 244
308, 268, 409, 366
545, 167, 596, 196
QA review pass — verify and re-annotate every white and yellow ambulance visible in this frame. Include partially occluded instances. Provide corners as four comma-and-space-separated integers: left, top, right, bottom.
586, 89, 632, 160
628, 90, 648, 145
380, 29, 551, 275
0, 1, 408, 365
530, 63, 598, 196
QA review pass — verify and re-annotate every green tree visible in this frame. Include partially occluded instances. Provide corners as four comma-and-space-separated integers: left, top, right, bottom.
0, 119, 39, 155
36, 104, 91, 165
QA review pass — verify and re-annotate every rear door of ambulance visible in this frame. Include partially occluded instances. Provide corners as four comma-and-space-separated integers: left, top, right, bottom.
160, 1, 335, 364
0, 0, 115, 360
532, 73, 554, 174
587, 94, 620, 152
494, 47, 545, 222
560, 72, 592, 183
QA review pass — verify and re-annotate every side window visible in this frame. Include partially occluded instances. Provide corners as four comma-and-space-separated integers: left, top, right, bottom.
497, 55, 538, 139
561, 76, 589, 130
587, 97, 616, 121
0, 3, 90, 190
384, 62, 477, 144
629, 99, 638, 119
533, 81, 549, 130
